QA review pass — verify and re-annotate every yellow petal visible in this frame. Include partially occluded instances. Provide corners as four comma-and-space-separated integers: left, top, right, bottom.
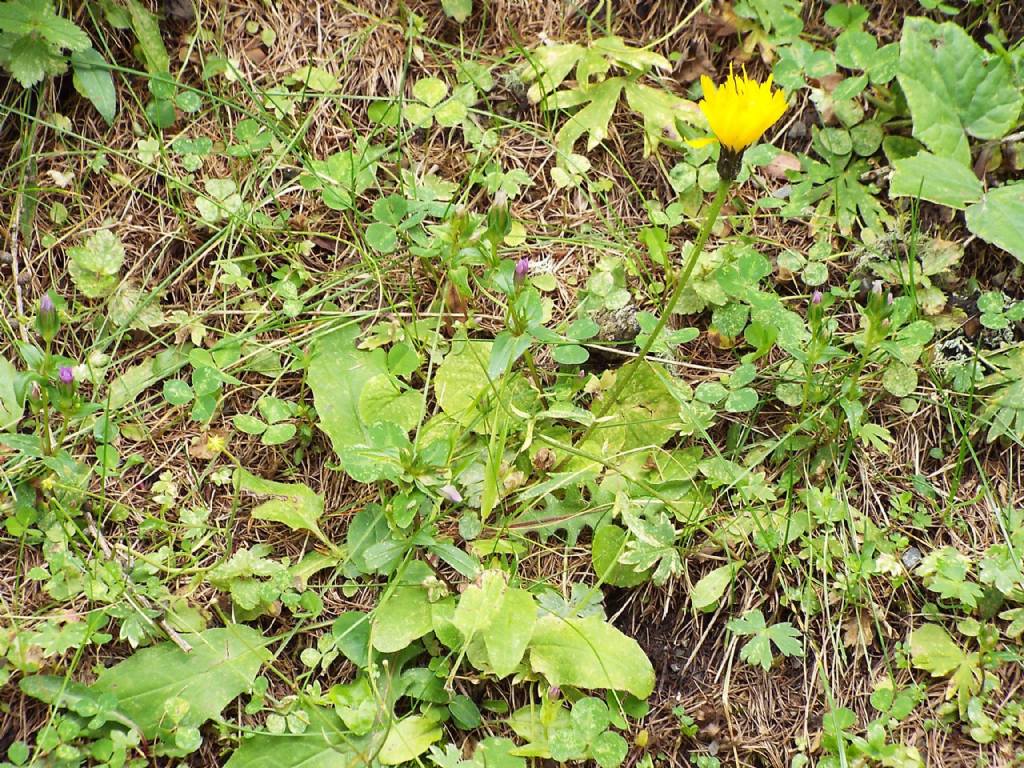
686, 136, 718, 148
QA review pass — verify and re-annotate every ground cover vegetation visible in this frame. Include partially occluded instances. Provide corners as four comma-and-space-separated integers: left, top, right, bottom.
1, 0, 1024, 766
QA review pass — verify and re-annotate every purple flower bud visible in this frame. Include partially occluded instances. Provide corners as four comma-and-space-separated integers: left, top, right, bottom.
871, 279, 884, 295
59, 366, 74, 385
886, 292, 894, 306
811, 290, 823, 305
439, 484, 463, 503
36, 292, 60, 342
513, 257, 530, 285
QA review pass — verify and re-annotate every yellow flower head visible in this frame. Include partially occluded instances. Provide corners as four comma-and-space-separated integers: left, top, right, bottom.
692, 68, 788, 154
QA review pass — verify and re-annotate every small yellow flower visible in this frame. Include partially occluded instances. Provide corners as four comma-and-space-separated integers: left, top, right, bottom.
691, 69, 788, 154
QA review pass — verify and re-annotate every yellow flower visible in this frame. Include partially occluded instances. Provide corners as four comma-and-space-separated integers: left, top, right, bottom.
691, 69, 788, 154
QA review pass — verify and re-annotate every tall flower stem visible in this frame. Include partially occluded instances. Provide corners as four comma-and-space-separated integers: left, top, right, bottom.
592, 177, 732, 423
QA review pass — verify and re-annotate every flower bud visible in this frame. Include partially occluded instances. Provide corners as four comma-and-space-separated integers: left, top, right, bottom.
438, 484, 463, 503
811, 290, 823, 305
36, 293, 60, 343
513, 257, 530, 286
487, 192, 511, 241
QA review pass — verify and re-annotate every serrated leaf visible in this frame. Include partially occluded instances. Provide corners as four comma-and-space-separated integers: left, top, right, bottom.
0, 0, 90, 50
965, 183, 1024, 264
897, 17, 1022, 164
882, 361, 918, 397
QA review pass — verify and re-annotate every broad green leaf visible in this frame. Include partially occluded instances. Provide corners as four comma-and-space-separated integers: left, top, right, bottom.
412, 77, 448, 107
434, 337, 536, 433
889, 152, 982, 209
965, 183, 1024, 264
71, 47, 116, 124
224, 705, 369, 768
357, 374, 423, 432
441, 0, 472, 22
308, 325, 388, 455
372, 585, 434, 653
591, 730, 628, 768
483, 587, 536, 677
0, 355, 24, 430
379, 714, 443, 765
235, 468, 325, 537
92, 625, 270, 738
453, 570, 506, 642
882, 362, 918, 398
897, 17, 1022, 164
528, 614, 654, 698
690, 562, 743, 612
909, 623, 965, 676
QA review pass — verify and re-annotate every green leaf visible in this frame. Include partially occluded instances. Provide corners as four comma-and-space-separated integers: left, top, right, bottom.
965, 183, 1024, 263
482, 587, 536, 677
528, 614, 655, 698
71, 47, 116, 124
372, 584, 434, 653
0, 0, 90, 50
67, 229, 125, 298
357, 373, 423, 432
441, 0, 472, 22
882, 361, 918, 398
591, 731, 628, 768
236, 468, 326, 537
453, 569, 506, 642
690, 562, 743, 612
5, 35, 63, 87
308, 325, 388, 456
889, 151, 982, 209
897, 17, 1022, 164
91, 625, 270, 739
365, 221, 397, 253
0, 355, 24, 431
224, 705, 368, 768
123, 0, 169, 74
909, 623, 965, 677
413, 77, 448, 107
379, 714, 443, 765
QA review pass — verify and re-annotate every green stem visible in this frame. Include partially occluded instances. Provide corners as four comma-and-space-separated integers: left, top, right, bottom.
592, 178, 732, 422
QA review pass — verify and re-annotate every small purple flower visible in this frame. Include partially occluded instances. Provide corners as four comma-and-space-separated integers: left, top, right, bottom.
810, 289, 823, 305
58, 366, 74, 384
439, 484, 463, 503
887, 292, 894, 305
40, 294, 55, 313
871, 279, 884, 295
513, 257, 530, 285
